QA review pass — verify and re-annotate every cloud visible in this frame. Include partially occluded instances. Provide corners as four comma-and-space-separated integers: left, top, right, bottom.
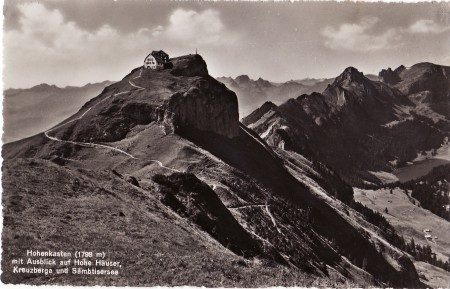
4, 4, 238, 88
164, 9, 238, 46
321, 16, 402, 52
4, 3, 155, 87
408, 19, 450, 34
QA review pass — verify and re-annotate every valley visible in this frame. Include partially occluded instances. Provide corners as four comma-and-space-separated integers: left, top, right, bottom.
392, 143, 450, 183
393, 158, 450, 183
354, 188, 450, 261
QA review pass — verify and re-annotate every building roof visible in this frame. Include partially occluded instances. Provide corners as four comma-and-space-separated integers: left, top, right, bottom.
148, 50, 169, 64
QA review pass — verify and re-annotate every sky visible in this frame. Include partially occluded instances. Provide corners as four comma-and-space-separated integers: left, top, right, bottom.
3, 0, 450, 89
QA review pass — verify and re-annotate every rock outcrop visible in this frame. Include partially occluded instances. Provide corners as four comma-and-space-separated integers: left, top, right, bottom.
379, 67, 401, 85
170, 54, 208, 77
166, 80, 239, 138
152, 172, 264, 258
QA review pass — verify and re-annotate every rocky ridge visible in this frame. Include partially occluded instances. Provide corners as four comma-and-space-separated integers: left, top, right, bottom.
243, 64, 449, 185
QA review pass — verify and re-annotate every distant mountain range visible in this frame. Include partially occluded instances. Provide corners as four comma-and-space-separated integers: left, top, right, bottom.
3, 81, 114, 143
217, 75, 334, 117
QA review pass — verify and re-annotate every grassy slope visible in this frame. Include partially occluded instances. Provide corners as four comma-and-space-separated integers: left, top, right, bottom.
2, 158, 339, 286
414, 261, 450, 288
354, 187, 450, 287
2, 118, 357, 286
2, 122, 380, 286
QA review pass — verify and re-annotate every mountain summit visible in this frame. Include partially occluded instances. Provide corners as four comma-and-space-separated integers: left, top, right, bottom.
45, 54, 239, 144
333, 66, 367, 85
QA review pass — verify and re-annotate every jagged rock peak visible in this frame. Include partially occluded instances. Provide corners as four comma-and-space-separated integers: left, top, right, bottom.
394, 65, 406, 73
333, 67, 367, 85
241, 100, 277, 126
379, 67, 401, 85
261, 101, 277, 110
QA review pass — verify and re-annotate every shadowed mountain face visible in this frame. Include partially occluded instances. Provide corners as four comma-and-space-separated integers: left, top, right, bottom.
385, 63, 450, 117
2, 55, 425, 287
393, 63, 450, 103
3, 81, 114, 143
243, 64, 450, 186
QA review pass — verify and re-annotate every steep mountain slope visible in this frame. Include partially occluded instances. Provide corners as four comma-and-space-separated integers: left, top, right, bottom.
391, 63, 450, 103
2, 55, 424, 287
243, 64, 450, 186
3, 81, 114, 143
354, 186, 450, 287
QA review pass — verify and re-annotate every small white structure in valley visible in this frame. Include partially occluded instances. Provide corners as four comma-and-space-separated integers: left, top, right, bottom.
144, 50, 170, 70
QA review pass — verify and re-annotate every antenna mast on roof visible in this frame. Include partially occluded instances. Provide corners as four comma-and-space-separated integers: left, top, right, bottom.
195, 48, 197, 55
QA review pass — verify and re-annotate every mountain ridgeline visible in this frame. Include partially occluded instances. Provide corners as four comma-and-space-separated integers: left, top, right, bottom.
243, 63, 450, 186
217, 75, 333, 117
3, 81, 114, 143
2, 54, 436, 287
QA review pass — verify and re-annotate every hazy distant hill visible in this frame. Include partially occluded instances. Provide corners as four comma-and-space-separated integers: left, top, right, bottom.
217, 76, 333, 117
3, 81, 114, 143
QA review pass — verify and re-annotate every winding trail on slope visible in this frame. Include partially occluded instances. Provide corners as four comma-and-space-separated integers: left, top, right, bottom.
129, 79, 145, 90
265, 204, 281, 233
44, 70, 180, 173
132, 68, 143, 79
228, 204, 266, 209
229, 203, 282, 234
129, 69, 145, 90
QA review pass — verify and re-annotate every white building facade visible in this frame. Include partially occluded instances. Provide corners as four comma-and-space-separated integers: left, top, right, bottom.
144, 50, 169, 70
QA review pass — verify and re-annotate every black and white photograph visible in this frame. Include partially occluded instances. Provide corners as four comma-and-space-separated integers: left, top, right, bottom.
1, 0, 450, 287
